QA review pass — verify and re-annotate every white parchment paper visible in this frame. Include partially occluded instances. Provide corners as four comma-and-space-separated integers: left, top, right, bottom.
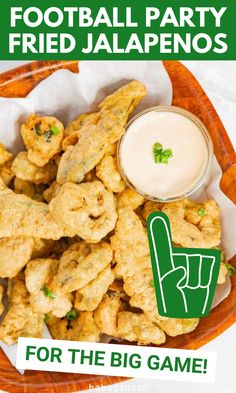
0, 60, 235, 372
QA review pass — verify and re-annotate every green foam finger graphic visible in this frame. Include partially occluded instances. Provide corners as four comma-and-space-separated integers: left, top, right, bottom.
200, 255, 218, 287
147, 212, 174, 277
186, 255, 202, 288
147, 212, 221, 318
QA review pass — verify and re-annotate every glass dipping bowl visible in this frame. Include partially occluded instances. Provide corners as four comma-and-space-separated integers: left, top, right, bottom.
117, 106, 214, 203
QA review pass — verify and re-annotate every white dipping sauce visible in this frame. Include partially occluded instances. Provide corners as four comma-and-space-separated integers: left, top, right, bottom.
119, 109, 209, 200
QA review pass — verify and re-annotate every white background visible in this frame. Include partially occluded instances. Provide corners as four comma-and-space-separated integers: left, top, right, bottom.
0, 61, 235, 393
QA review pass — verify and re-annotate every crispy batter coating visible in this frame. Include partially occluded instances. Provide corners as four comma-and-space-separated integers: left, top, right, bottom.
14, 177, 36, 198
0, 159, 14, 186
218, 263, 228, 284
124, 268, 159, 321
83, 168, 97, 183
31, 238, 68, 259
30, 185, 47, 202
0, 187, 68, 240
31, 238, 57, 258
65, 112, 99, 137
142, 199, 226, 285
49, 181, 117, 243
117, 312, 166, 345
96, 155, 125, 193
12, 152, 57, 185
57, 81, 146, 184
110, 209, 149, 279
104, 143, 117, 157
75, 266, 115, 311
0, 285, 4, 316
124, 267, 199, 337
57, 241, 113, 293
0, 273, 44, 344
14, 177, 47, 202
47, 312, 100, 342
62, 131, 80, 151
0, 143, 13, 166
0, 176, 6, 190
94, 294, 126, 336
0, 237, 34, 278
117, 188, 145, 210
58, 124, 108, 184
21, 114, 64, 166
43, 181, 61, 203
142, 201, 164, 221
25, 258, 72, 318
157, 318, 199, 337
95, 293, 165, 345
162, 199, 221, 248
0, 80, 228, 346
142, 199, 221, 248
63, 112, 99, 150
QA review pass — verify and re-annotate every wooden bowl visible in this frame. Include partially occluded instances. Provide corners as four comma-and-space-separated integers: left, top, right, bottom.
0, 60, 235, 393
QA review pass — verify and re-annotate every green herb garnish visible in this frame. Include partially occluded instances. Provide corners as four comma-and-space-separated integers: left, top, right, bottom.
154, 154, 161, 163
42, 286, 55, 299
153, 142, 163, 153
66, 309, 78, 321
153, 142, 173, 164
198, 208, 205, 217
44, 314, 49, 323
160, 155, 169, 164
34, 123, 59, 141
225, 263, 236, 276
164, 149, 173, 158
150, 279, 155, 288
51, 126, 60, 135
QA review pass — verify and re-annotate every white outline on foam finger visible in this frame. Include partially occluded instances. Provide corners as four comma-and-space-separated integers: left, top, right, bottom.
149, 214, 217, 317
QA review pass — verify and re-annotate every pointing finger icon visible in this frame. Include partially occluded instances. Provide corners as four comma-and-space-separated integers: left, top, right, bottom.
147, 212, 221, 318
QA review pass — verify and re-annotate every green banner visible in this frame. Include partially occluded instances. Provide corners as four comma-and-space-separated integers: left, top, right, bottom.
1, 0, 235, 59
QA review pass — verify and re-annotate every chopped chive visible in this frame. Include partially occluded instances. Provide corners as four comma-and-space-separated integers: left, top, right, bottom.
153, 142, 173, 164
150, 279, 155, 288
42, 286, 55, 299
154, 155, 161, 163
164, 149, 173, 158
51, 126, 60, 135
225, 263, 236, 276
160, 154, 169, 164
153, 142, 163, 151
198, 208, 205, 217
44, 314, 49, 323
67, 309, 78, 321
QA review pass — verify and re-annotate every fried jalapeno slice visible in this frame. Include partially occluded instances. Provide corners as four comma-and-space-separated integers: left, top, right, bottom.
0, 273, 44, 344
57, 241, 113, 293
25, 258, 72, 318
49, 181, 117, 243
12, 151, 57, 184
57, 81, 146, 184
21, 114, 64, 167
